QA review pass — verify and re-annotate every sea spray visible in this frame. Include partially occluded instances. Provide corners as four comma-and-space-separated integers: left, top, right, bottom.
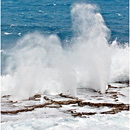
2, 33, 77, 100
1, 3, 129, 100
109, 39, 129, 82
70, 3, 111, 93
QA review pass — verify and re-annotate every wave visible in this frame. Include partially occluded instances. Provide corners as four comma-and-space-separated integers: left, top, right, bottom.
4, 32, 13, 35
109, 39, 129, 83
1, 3, 129, 100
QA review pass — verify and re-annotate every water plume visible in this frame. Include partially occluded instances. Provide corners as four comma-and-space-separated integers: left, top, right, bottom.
109, 39, 129, 82
70, 3, 111, 93
2, 33, 77, 100
1, 3, 129, 100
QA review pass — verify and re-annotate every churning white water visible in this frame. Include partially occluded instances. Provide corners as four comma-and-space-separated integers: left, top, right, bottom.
2, 34, 77, 100
109, 39, 129, 82
70, 4, 111, 93
1, 3, 129, 100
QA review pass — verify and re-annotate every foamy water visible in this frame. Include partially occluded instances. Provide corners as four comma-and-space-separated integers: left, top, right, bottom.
1, 3, 129, 100
1, 113, 129, 130
109, 40, 129, 82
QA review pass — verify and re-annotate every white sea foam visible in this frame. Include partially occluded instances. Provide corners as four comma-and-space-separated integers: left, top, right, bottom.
2, 33, 77, 100
1, 113, 129, 130
109, 39, 129, 82
117, 13, 121, 16
1, 3, 129, 100
18, 33, 21, 36
10, 24, 14, 27
70, 3, 111, 93
4, 32, 13, 35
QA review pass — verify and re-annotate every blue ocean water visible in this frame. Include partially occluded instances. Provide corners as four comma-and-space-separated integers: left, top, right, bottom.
1, 0, 129, 50
1, 0, 129, 100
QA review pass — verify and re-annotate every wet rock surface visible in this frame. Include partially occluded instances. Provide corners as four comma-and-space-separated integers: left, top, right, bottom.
1, 83, 129, 121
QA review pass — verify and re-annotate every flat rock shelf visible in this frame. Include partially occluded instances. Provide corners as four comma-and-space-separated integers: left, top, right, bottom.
1, 83, 129, 122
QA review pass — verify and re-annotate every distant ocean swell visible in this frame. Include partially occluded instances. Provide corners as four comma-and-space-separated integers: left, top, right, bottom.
1, 3, 129, 100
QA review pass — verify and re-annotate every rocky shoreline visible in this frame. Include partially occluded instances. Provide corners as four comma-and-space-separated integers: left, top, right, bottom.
1, 82, 129, 122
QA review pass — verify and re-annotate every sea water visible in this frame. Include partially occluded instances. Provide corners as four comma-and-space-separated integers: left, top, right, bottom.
1, 0, 129, 100
1, 113, 129, 130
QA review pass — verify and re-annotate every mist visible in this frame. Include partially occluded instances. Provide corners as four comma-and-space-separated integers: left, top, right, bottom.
1, 3, 129, 100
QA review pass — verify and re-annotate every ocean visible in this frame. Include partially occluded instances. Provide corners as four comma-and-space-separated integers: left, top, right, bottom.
2, 0, 129, 49
1, 0, 129, 99
1, 1, 129, 129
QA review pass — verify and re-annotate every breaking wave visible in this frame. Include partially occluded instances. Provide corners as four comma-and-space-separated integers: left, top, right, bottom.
1, 3, 129, 100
